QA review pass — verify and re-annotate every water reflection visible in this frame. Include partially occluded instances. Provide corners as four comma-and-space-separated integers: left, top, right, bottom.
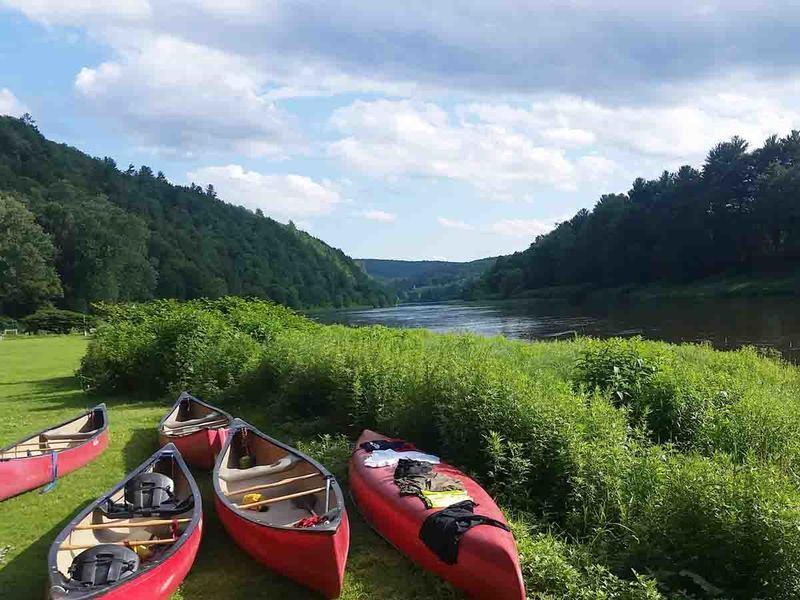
311, 297, 800, 362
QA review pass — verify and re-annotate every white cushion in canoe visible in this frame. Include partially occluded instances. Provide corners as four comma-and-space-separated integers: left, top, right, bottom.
220, 456, 298, 483
42, 431, 96, 441
164, 411, 221, 429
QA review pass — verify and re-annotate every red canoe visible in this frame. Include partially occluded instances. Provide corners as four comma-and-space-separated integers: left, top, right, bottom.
0, 404, 109, 501
213, 419, 350, 598
47, 443, 203, 600
349, 429, 525, 600
158, 392, 232, 469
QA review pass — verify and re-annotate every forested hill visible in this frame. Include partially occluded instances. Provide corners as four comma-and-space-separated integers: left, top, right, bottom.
476, 132, 800, 298
0, 115, 392, 316
359, 258, 496, 302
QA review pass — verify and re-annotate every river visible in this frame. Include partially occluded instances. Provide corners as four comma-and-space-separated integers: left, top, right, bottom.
311, 297, 800, 363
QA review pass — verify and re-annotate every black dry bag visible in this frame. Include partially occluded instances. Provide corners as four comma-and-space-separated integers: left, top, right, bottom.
125, 472, 174, 512
68, 544, 139, 587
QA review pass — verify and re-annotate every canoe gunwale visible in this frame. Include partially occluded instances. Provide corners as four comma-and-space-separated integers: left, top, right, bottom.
212, 418, 345, 535
0, 404, 108, 461
157, 391, 233, 438
47, 443, 203, 600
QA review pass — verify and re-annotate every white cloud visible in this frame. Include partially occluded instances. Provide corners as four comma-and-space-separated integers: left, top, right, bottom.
186, 165, 340, 222
466, 88, 800, 166
438, 217, 475, 231
0, 88, 27, 117
489, 218, 555, 238
1, 0, 152, 25
360, 209, 396, 222
74, 34, 299, 157
330, 99, 577, 199
578, 155, 619, 181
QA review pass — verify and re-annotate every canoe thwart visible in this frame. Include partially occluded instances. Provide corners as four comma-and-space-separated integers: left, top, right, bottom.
225, 472, 322, 497
236, 486, 327, 510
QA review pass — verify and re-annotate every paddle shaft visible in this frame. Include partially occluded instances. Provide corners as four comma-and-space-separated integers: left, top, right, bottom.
75, 518, 191, 531
225, 472, 321, 497
60, 538, 178, 551
165, 418, 228, 431
237, 486, 327, 510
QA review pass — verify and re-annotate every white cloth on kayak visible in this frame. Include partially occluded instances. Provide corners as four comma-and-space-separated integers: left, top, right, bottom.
364, 449, 440, 468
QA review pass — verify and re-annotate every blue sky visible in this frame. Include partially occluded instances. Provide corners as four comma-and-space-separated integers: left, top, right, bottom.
1, 2, 799, 261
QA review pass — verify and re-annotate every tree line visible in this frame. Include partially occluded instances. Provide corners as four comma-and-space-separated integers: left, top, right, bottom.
0, 115, 392, 317
476, 132, 800, 297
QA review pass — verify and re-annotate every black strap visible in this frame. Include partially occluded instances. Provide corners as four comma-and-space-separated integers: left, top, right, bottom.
359, 439, 409, 453
419, 500, 510, 564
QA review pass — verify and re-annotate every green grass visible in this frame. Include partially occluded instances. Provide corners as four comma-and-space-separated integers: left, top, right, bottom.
0, 336, 459, 599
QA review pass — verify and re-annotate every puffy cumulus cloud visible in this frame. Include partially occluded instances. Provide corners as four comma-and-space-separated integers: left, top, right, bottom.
489, 218, 555, 238
186, 165, 340, 222
360, 209, 397, 222
466, 87, 800, 166
437, 217, 475, 231
0, 88, 27, 117
74, 34, 299, 157
330, 99, 577, 199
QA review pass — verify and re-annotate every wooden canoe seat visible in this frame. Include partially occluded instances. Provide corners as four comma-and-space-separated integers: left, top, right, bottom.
163, 411, 222, 429
220, 455, 299, 483
42, 431, 97, 441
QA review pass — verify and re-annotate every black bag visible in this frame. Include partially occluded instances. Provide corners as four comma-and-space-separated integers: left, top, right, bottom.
68, 544, 139, 587
419, 500, 510, 564
103, 473, 193, 518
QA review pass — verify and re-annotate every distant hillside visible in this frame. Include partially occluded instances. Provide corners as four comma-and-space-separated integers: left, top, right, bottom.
0, 115, 392, 315
476, 132, 800, 299
359, 258, 496, 302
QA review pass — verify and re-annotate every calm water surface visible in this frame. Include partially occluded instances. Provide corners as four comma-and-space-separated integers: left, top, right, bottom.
312, 297, 800, 362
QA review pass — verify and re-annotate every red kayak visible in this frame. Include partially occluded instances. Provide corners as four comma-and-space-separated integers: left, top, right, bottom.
213, 419, 350, 598
0, 404, 109, 501
47, 443, 203, 599
158, 392, 232, 469
349, 429, 525, 600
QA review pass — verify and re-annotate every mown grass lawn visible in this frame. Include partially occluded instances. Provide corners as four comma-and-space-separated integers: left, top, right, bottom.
0, 336, 458, 599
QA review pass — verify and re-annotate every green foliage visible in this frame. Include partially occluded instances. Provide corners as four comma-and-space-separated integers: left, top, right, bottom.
477, 131, 800, 298
80, 298, 266, 398
21, 307, 93, 333
80, 298, 800, 598
0, 115, 393, 312
0, 193, 62, 316
360, 258, 497, 302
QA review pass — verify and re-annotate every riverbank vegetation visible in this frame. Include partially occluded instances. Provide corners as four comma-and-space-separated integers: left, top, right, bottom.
78, 297, 800, 598
477, 131, 800, 300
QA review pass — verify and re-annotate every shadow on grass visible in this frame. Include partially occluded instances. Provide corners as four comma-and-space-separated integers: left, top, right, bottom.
0, 511, 72, 599
122, 426, 161, 473
3, 375, 149, 413
179, 474, 318, 599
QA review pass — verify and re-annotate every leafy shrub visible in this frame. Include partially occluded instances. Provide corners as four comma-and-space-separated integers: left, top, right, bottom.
80, 298, 800, 598
80, 299, 264, 398
21, 308, 94, 333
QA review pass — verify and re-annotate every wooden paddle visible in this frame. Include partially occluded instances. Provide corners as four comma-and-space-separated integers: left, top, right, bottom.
237, 486, 327, 510
60, 538, 178, 551
75, 518, 191, 531
225, 472, 321, 497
